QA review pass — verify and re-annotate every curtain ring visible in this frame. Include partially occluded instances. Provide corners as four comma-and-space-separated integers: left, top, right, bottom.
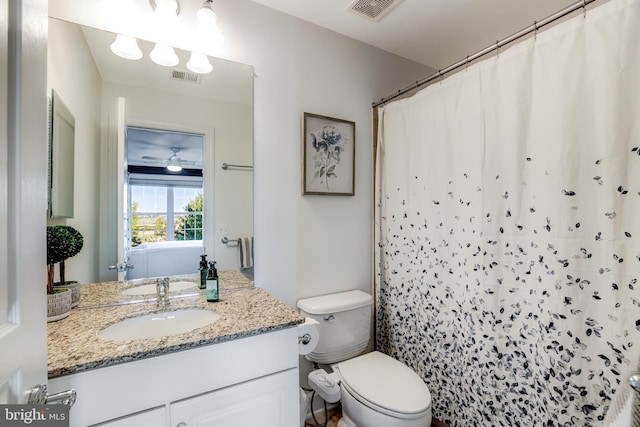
495, 40, 500, 58
534, 21, 538, 40
582, 0, 587, 17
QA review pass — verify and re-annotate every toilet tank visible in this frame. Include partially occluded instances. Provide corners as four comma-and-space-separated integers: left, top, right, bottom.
297, 290, 372, 364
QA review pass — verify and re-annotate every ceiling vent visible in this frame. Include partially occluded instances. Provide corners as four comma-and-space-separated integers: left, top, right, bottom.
170, 69, 202, 84
348, 0, 403, 22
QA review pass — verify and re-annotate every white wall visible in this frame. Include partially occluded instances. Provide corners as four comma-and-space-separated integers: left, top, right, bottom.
48, 0, 433, 305
47, 19, 102, 284
220, 2, 433, 307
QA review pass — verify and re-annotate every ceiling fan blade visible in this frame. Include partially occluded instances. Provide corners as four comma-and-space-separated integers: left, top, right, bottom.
141, 155, 167, 161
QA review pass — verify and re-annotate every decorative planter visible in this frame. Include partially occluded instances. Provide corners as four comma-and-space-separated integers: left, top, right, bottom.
54, 281, 80, 308
47, 288, 72, 322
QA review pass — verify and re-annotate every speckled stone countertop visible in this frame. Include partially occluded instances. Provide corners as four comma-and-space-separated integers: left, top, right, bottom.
48, 275, 304, 379
77, 270, 254, 308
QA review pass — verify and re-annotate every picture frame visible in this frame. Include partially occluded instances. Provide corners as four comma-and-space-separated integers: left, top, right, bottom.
302, 112, 355, 196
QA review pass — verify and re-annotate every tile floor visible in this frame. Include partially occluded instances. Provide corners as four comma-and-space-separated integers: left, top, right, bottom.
304, 406, 341, 427
304, 407, 341, 427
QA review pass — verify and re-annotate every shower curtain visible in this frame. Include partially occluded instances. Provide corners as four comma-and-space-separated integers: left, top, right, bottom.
375, 0, 640, 425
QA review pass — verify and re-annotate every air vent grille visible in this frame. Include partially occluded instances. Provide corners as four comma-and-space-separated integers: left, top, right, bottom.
348, 0, 403, 21
170, 69, 202, 84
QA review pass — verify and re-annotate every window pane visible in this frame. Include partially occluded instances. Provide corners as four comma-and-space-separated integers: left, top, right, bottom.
131, 185, 202, 244
131, 215, 167, 246
174, 213, 203, 241
132, 214, 167, 245
173, 188, 203, 242
131, 185, 167, 213
174, 188, 202, 213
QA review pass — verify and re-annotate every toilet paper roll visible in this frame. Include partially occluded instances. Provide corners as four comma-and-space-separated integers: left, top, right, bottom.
297, 317, 319, 355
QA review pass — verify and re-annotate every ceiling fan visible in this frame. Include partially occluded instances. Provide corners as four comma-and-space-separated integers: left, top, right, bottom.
141, 147, 197, 171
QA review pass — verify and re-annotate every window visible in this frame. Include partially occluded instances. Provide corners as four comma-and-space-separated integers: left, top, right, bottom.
130, 185, 203, 246
126, 126, 204, 248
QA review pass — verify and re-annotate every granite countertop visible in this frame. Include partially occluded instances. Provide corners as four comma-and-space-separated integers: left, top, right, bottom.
48, 279, 304, 379
77, 270, 254, 308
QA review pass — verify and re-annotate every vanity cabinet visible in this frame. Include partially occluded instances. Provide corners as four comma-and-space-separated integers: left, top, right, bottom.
95, 407, 166, 426
170, 369, 298, 427
49, 328, 300, 427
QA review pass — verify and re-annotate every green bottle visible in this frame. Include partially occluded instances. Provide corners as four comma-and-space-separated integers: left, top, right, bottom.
198, 254, 208, 290
206, 261, 219, 302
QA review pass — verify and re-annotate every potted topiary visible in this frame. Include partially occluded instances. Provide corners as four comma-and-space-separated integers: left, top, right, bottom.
52, 226, 83, 307
47, 225, 84, 320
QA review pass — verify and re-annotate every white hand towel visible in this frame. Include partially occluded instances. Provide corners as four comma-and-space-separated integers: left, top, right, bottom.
239, 237, 253, 270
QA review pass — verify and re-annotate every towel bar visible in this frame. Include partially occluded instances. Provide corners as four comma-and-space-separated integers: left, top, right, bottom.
221, 237, 239, 246
221, 163, 252, 171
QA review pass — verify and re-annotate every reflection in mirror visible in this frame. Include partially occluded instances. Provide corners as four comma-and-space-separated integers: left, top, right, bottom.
47, 17, 254, 285
126, 126, 204, 280
49, 89, 75, 218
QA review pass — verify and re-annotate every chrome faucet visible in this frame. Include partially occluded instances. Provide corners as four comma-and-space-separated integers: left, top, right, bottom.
156, 277, 170, 307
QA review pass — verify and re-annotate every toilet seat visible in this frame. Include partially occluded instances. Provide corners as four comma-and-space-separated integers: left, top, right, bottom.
334, 351, 431, 419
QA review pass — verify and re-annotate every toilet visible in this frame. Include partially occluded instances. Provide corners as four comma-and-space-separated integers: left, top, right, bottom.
297, 290, 432, 427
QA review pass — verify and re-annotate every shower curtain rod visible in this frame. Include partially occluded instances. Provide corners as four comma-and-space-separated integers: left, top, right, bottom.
372, 0, 598, 108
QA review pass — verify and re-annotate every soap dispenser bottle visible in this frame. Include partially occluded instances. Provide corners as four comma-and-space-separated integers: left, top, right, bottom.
206, 261, 219, 302
198, 254, 208, 289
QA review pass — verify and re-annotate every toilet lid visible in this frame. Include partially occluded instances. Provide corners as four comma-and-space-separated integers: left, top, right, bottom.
335, 351, 431, 415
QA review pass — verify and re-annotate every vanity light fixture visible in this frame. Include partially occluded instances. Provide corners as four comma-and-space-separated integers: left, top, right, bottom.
150, 43, 180, 67
151, 0, 181, 27
110, 34, 143, 60
186, 52, 213, 74
104, 0, 223, 71
196, 0, 224, 49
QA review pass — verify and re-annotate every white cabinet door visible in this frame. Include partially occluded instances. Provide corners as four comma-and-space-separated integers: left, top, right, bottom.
170, 369, 299, 427
92, 407, 166, 427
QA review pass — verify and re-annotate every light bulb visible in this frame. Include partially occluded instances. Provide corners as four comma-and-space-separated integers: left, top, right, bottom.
196, 1, 224, 49
187, 52, 213, 74
153, 0, 180, 29
110, 35, 142, 60
150, 44, 179, 67
167, 164, 182, 172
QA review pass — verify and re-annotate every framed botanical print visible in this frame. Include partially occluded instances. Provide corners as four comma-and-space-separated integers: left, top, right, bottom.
302, 112, 355, 196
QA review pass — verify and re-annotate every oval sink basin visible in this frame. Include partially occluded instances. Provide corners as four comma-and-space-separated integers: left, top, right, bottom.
120, 281, 197, 296
97, 309, 220, 341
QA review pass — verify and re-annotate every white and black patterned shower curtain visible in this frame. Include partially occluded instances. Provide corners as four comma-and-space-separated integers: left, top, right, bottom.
375, 0, 640, 425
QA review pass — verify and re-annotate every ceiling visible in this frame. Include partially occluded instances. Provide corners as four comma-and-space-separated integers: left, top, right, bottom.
251, 0, 581, 69
126, 127, 203, 170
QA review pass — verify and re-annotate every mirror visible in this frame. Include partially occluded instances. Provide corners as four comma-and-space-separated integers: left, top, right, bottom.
49, 89, 76, 218
47, 17, 254, 284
